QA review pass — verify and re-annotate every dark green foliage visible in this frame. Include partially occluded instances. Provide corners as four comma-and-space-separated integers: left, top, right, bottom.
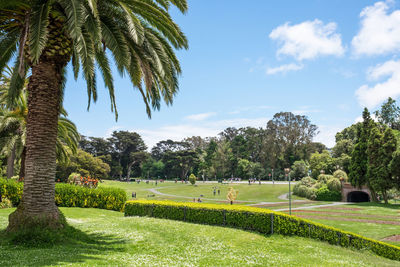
309, 150, 335, 178
374, 97, 400, 130
290, 160, 309, 180
0, 179, 126, 211
349, 108, 374, 188
315, 186, 342, 201
125, 200, 400, 261
368, 127, 397, 203
56, 149, 110, 182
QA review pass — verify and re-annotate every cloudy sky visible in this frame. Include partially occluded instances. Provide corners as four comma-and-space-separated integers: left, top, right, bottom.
63, 0, 400, 149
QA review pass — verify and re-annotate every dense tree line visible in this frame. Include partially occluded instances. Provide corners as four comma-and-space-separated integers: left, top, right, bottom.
75, 112, 324, 181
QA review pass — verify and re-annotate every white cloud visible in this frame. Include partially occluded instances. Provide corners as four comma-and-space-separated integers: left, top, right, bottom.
269, 19, 345, 61
314, 125, 342, 148
266, 63, 304, 75
292, 106, 321, 115
105, 125, 123, 137
355, 59, 400, 108
352, 0, 400, 56
184, 112, 216, 121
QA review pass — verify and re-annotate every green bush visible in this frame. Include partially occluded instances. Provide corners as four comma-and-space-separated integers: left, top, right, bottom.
315, 186, 342, 201
124, 200, 400, 261
0, 179, 126, 211
55, 183, 126, 211
305, 187, 317, 200
293, 184, 308, 198
299, 176, 316, 187
317, 174, 333, 184
125, 200, 400, 260
189, 174, 196, 185
0, 179, 23, 206
333, 170, 348, 182
327, 178, 341, 192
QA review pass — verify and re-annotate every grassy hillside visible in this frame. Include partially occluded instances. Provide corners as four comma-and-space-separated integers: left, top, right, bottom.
0, 208, 398, 266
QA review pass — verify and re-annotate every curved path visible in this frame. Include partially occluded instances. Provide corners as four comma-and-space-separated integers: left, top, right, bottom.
147, 187, 253, 203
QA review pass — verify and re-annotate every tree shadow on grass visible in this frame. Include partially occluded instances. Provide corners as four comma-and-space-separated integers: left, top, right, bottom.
0, 225, 128, 266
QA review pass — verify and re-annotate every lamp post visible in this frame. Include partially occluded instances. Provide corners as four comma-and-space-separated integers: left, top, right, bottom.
285, 168, 291, 215
272, 168, 274, 185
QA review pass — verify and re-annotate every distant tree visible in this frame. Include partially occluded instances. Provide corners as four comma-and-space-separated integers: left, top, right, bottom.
309, 150, 335, 179
56, 149, 110, 182
151, 139, 189, 160
108, 131, 147, 179
290, 160, 309, 180
332, 139, 354, 158
389, 150, 400, 191
142, 159, 165, 179
368, 127, 397, 203
126, 152, 149, 180
334, 153, 351, 174
374, 97, 400, 130
237, 159, 251, 179
349, 108, 374, 189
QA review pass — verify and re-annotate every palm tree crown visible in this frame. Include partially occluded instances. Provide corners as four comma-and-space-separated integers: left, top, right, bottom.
0, 0, 188, 117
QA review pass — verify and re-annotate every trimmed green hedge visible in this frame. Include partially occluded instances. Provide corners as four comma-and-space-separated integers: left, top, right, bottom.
0, 179, 126, 211
125, 200, 400, 261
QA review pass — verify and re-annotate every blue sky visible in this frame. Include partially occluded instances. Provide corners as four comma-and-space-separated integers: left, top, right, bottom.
63, 0, 400, 148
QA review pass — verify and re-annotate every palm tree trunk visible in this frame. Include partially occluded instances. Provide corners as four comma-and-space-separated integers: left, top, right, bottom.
8, 58, 64, 231
6, 146, 16, 179
19, 146, 26, 179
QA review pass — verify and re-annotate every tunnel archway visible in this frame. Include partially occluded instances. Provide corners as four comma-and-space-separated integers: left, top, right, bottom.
347, 191, 370, 202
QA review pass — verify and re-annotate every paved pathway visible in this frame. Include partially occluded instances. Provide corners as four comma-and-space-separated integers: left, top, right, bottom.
147, 186, 352, 210
147, 187, 254, 203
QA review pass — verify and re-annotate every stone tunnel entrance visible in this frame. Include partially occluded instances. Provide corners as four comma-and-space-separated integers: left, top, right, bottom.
347, 191, 370, 202
341, 182, 371, 202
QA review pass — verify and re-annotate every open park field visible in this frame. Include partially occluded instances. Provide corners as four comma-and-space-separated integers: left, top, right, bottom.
100, 181, 400, 248
0, 207, 398, 267
99, 180, 306, 204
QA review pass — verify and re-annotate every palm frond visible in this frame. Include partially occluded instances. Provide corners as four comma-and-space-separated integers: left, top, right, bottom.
29, 0, 50, 64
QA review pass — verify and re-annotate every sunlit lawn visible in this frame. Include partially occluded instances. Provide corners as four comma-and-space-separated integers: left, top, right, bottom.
99, 180, 305, 204
283, 202, 400, 246
0, 208, 398, 266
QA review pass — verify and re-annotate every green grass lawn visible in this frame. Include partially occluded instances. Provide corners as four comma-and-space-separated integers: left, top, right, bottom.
284, 202, 400, 246
0, 207, 398, 266
99, 180, 304, 204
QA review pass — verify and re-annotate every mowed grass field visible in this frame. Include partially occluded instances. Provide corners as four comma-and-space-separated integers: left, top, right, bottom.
0, 208, 398, 266
282, 203, 400, 246
99, 180, 305, 204
100, 180, 400, 248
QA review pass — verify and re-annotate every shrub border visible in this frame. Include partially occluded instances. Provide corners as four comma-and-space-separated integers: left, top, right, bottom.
125, 200, 400, 261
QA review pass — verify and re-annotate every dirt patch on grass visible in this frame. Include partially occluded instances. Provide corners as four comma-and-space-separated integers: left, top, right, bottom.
251, 201, 314, 208
318, 207, 362, 211
382, 235, 400, 242
290, 210, 399, 220
294, 215, 400, 225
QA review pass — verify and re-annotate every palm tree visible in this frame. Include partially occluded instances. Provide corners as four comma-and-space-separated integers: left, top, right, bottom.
0, 84, 80, 179
0, 0, 188, 231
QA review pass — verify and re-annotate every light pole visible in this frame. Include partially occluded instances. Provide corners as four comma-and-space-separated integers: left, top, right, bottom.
272, 168, 274, 185
285, 168, 291, 215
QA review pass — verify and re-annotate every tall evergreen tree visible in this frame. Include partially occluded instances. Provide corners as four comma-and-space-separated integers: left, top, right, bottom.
349, 108, 374, 189
368, 127, 397, 204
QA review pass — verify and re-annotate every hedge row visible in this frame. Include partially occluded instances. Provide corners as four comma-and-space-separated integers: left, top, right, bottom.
125, 200, 400, 261
0, 179, 126, 211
